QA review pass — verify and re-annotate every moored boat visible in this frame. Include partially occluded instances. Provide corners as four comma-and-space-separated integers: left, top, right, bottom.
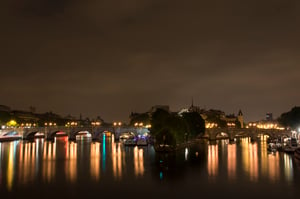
294, 147, 300, 167
267, 143, 277, 153
294, 148, 300, 160
124, 137, 137, 146
136, 137, 148, 146
282, 137, 299, 153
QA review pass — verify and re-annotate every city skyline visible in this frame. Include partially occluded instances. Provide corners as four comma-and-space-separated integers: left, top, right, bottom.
0, 103, 294, 124
1, 0, 299, 123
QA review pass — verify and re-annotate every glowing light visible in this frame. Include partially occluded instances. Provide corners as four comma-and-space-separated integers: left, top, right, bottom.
283, 153, 293, 182
248, 143, 258, 182
159, 171, 163, 180
134, 146, 144, 176
90, 142, 100, 180
7, 143, 15, 191
208, 144, 218, 179
7, 120, 17, 127
66, 142, 77, 183
185, 147, 188, 161
227, 144, 236, 180
102, 134, 106, 172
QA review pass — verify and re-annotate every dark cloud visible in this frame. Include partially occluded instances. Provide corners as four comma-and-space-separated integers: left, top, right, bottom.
1, 0, 300, 122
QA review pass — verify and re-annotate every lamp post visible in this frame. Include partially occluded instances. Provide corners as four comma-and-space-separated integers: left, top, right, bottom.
91, 121, 101, 136
44, 122, 56, 139
113, 122, 122, 140
138, 122, 143, 136
134, 122, 138, 135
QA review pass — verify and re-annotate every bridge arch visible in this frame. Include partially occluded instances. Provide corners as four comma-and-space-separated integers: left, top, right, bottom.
233, 131, 251, 138
47, 130, 68, 140
69, 130, 93, 140
215, 131, 229, 139
3, 130, 19, 136
24, 131, 45, 139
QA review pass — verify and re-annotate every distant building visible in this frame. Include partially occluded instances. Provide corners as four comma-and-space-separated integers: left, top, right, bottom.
0, 105, 11, 112
246, 112, 284, 130
180, 101, 244, 128
266, 113, 273, 121
237, 110, 244, 128
188, 98, 202, 113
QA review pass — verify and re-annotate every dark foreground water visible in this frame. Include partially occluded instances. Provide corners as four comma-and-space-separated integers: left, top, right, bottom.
0, 135, 300, 199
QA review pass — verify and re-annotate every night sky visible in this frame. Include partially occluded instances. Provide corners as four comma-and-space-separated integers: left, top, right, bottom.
1, 0, 300, 123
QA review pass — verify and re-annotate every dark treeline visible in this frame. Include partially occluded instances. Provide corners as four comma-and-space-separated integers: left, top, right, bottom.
150, 108, 205, 147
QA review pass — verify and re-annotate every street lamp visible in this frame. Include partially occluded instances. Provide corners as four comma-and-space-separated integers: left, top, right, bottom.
113, 121, 122, 139
91, 121, 101, 135
44, 122, 56, 137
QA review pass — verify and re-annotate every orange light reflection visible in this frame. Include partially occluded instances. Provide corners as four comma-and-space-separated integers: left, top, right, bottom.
207, 144, 218, 180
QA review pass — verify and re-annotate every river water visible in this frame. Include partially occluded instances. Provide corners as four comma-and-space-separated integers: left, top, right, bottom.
0, 135, 299, 199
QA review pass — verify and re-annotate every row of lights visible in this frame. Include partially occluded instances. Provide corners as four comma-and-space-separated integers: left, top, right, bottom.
65, 121, 78, 127
227, 123, 236, 127
134, 122, 152, 128
65, 121, 101, 127
134, 122, 144, 127
20, 123, 37, 127
206, 123, 218, 128
246, 122, 285, 130
113, 122, 122, 126
91, 121, 101, 126
44, 122, 57, 126
206, 122, 236, 128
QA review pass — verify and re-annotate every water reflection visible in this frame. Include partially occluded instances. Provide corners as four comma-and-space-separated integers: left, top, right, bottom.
260, 137, 269, 177
267, 152, 280, 182
227, 144, 236, 180
134, 146, 144, 177
7, 142, 16, 191
207, 144, 218, 179
0, 135, 298, 194
18, 140, 41, 185
112, 140, 123, 179
102, 134, 106, 172
185, 147, 188, 161
66, 141, 77, 183
42, 141, 56, 182
0, 142, 1, 187
248, 142, 258, 181
213, 138, 295, 183
283, 153, 293, 182
90, 142, 100, 181
240, 138, 258, 181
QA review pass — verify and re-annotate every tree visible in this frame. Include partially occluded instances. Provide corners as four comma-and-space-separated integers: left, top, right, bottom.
150, 108, 170, 137
129, 112, 150, 126
0, 111, 11, 125
204, 110, 227, 128
278, 106, 300, 129
150, 108, 187, 146
182, 111, 205, 138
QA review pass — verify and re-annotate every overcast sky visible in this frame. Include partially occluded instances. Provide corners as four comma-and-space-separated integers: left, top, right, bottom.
1, 0, 300, 123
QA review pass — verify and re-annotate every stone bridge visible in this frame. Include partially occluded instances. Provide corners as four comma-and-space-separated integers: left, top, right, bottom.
1, 126, 148, 140
203, 128, 292, 141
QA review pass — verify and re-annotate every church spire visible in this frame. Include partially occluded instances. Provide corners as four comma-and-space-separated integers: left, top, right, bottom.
238, 109, 243, 116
